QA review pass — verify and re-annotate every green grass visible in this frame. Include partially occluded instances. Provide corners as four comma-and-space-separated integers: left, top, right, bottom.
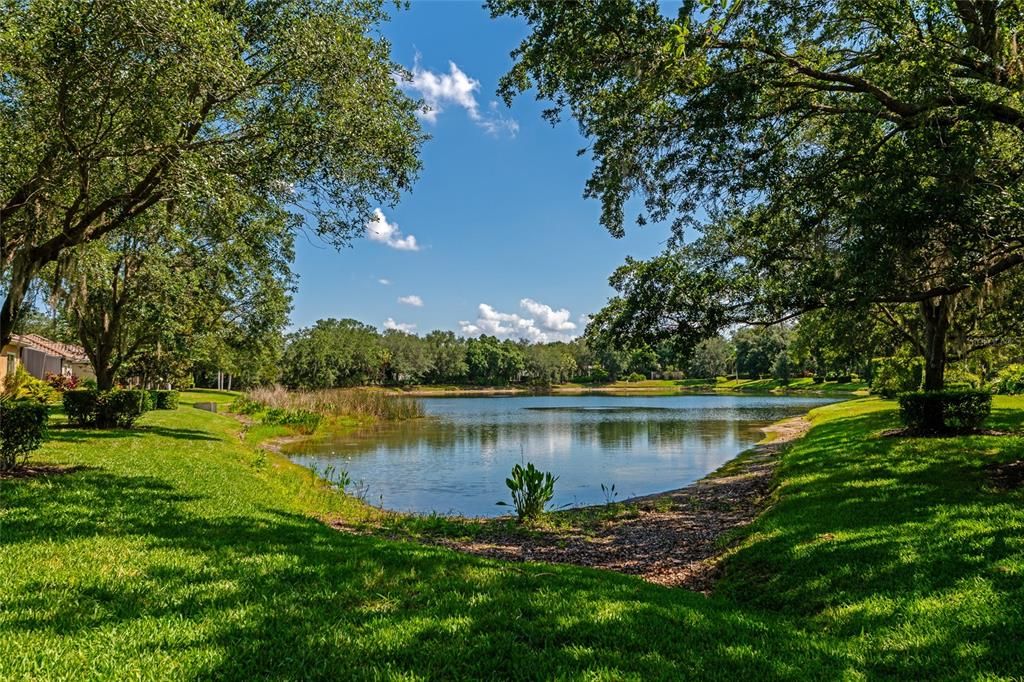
1, 392, 1022, 678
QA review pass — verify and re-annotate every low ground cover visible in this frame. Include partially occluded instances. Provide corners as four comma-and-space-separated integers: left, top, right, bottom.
1, 393, 1021, 679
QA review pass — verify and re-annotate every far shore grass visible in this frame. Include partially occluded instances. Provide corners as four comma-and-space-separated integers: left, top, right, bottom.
1, 391, 1022, 678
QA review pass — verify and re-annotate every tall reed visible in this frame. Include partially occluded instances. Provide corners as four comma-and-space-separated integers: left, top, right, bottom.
244, 386, 423, 421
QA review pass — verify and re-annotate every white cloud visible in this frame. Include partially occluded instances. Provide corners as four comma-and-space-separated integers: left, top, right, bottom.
398, 294, 423, 307
366, 209, 420, 251
459, 299, 579, 343
378, 278, 391, 285
384, 318, 417, 333
401, 57, 518, 137
520, 298, 576, 332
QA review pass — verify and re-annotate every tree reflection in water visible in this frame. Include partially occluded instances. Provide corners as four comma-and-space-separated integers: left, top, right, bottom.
287, 394, 839, 516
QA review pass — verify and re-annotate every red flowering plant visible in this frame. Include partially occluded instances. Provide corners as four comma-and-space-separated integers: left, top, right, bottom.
45, 373, 79, 392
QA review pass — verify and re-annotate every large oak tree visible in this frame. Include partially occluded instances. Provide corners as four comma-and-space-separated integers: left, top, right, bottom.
1, 0, 424, 345
491, 0, 1024, 389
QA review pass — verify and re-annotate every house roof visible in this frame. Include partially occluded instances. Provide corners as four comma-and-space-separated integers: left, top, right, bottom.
12, 334, 90, 363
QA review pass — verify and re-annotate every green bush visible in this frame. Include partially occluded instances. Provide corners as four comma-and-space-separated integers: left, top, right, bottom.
3, 366, 60, 404
0, 399, 49, 471
63, 390, 99, 426
898, 390, 992, 434
230, 395, 263, 415
812, 376, 825, 384
497, 462, 557, 522
99, 390, 150, 428
827, 374, 853, 384
261, 407, 322, 434
992, 364, 1024, 395
945, 367, 982, 390
63, 389, 151, 429
149, 390, 180, 410
871, 356, 924, 398
626, 372, 646, 383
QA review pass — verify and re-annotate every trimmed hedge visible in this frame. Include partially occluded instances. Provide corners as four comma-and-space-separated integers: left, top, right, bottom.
898, 390, 992, 434
63, 389, 151, 429
149, 390, 180, 410
0, 399, 49, 471
63, 390, 99, 426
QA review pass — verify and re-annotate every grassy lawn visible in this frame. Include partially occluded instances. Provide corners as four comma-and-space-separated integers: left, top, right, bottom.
1, 392, 1021, 679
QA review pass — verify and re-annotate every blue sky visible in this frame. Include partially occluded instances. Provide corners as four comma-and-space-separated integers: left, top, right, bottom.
290, 0, 672, 342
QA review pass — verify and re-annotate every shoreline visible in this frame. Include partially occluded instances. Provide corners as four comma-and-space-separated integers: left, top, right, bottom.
388, 384, 867, 397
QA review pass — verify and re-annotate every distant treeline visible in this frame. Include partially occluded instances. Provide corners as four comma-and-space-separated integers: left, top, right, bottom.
279, 311, 1020, 390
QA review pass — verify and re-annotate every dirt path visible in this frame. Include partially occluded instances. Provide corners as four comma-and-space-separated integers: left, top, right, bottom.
431, 416, 811, 592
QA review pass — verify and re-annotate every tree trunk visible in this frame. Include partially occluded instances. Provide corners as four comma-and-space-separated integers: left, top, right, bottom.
94, 360, 115, 391
920, 294, 954, 391
0, 255, 39, 346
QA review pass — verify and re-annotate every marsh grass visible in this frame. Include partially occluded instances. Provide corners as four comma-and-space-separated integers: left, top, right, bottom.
245, 386, 423, 421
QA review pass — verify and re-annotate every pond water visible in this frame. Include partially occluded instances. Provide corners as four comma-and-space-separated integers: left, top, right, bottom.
286, 394, 840, 517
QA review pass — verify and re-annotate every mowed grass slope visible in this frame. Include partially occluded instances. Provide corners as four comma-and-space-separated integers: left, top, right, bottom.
1, 392, 1022, 679
718, 397, 1024, 678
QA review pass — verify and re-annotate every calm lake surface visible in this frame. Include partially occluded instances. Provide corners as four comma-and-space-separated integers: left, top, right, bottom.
286, 394, 840, 517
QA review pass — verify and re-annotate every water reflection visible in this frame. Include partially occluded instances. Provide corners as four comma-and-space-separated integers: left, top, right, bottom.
287, 394, 839, 517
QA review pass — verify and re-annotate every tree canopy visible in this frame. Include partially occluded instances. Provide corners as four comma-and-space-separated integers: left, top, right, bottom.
1, 0, 424, 344
491, 0, 1024, 389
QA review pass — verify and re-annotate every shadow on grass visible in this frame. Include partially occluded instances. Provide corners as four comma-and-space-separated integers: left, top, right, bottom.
46, 425, 222, 443
716, 408, 1024, 678
1, 467, 853, 679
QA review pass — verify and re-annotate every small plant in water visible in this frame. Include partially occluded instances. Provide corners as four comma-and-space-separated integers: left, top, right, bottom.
497, 462, 557, 522
600, 482, 618, 505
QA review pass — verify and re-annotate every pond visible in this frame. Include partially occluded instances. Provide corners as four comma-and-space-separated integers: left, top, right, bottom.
286, 393, 841, 517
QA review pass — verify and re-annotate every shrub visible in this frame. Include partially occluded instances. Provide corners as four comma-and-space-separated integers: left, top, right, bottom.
0, 399, 49, 471
827, 374, 853, 384
497, 462, 557, 522
945, 367, 982, 390
626, 372, 646, 383
149, 390, 179, 410
63, 390, 99, 426
261, 407, 322, 434
45, 373, 79, 392
871, 357, 924, 398
812, 376, 825, 384
230, 395, 263, 415
898, 390, 992, 434
3, 366, 60, 404
589, 367, 610, 383
992, 364, 1024, 395
96, 390, 150, 428
63, 389, 151, 428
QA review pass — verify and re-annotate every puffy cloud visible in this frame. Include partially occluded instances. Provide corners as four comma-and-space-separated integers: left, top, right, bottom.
366, 209, 419, 251
383, 318, 416, 333
520, 298, 576, 332
398, 294, 423, 307
459, 299, 579, 343
378, 278, 391, 285
401, 57, 518, 137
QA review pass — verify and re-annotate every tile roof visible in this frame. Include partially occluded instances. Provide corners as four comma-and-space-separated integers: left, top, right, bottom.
11, 334, 90, 363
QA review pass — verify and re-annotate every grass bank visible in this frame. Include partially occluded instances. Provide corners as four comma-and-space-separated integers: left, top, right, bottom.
1, 392, 1021, 678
